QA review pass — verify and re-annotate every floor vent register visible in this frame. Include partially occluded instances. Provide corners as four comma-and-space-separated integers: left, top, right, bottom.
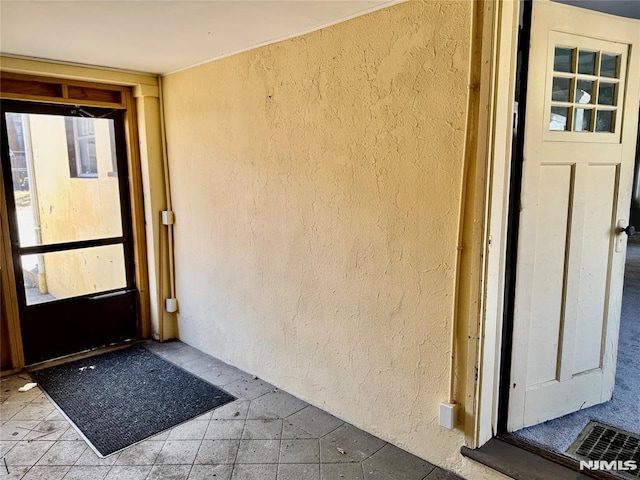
567, 421, 640, 479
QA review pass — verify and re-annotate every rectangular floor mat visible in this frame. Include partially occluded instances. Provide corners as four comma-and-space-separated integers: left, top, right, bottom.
31, 345, 236, 456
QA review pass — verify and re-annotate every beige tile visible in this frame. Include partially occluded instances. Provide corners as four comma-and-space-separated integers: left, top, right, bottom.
11, 404, 55, 422
279, 439, 319, 464
3, 440, 55, 466
194, 440, 239, 465
281, 420, 315, 440
204, 420, 245, 440
36, 441, 87, 466
236, 440, 280, 464
230, 464, 277, 480
147, 465, 191, 480
278, 463, 320, 480
167, 420, 209, 440
75, 447, 120, 466
59, 429, 84, 442
24, 421, 69, 441
211, 401, 250, 421
0, 440, 17, 457
188, 464, 233, 480
21, 465, 71, 480
155, 440, 200, 465
242, 420, 282, 440
104, 465, 152, 480
0, 464, 30, 480
286, 407, 343, 439
361, 444, 435, 480
247, 392, 307, 420
321, 463, 363, 480
63, 465, 110, 480
223, 378, 274, 401
319, 425, 385, 463
115, 441, 164, 466
0, 403, 27, 422
0, 420, 40, 441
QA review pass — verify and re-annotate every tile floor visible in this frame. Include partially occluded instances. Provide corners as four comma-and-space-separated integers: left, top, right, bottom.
0, 341, 463, 480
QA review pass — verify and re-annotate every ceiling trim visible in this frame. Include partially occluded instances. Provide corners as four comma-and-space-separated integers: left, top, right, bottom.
0, 55, 158, 87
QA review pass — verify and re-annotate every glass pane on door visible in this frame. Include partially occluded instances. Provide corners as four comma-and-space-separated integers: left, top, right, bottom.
22, 244, 127, 305
5, 113, 123, 247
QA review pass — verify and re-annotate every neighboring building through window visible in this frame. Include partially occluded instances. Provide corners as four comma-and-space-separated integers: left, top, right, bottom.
5, 113, 28, 190
108, 120, 118, 176
65, 117, 97, 177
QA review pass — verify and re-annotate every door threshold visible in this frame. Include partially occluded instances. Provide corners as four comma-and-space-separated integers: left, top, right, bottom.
25, 338, 144, 372
461, 435, 621, 480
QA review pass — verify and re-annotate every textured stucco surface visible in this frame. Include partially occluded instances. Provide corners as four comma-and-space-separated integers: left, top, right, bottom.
163, 2, 498, 477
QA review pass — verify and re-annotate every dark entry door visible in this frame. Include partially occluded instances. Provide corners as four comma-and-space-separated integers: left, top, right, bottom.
1, 100, 138, 364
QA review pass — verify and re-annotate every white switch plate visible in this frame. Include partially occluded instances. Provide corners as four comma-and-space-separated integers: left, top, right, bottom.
439, 402, 457, 430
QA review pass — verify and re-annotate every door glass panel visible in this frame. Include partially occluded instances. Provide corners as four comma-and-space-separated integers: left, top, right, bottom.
595, 110, 614, 132
548, 43, 624, 136
552, 77, 572, 102
5, 113, 123, 247
577, 50, 596, 75
550, 107, 570, 131
597, 83, 616, 106
554, 47, 574, 73
573, 108, 592, 131
575, 80, 594, 103
22, 244, 127, 305
600, 54, 619, 78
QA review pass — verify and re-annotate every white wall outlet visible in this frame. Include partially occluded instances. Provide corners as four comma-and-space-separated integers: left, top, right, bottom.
166, 297, 178, 313
439, 402, 458, 430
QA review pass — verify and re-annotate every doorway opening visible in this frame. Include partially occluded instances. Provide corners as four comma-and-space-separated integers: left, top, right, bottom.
1, 100, 139, 365
497, 0, 640, 472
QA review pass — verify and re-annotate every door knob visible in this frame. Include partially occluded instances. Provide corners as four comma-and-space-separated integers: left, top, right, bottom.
618, 225, 636, 236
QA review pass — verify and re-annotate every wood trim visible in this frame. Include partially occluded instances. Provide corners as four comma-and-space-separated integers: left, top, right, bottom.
0, 77, 152, 369
461, 437, 597, 480
455, 0, 505, 446
123, 90, 151, 339
1, 72, 128, 109
0, 168, 25, 371
474, 0, 520, 447
0, 368, 22, 378
25, 339, 147, 373
0, 56, 157, 88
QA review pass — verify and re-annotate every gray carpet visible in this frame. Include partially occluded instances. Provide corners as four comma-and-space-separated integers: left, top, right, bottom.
513, 240, 640, 453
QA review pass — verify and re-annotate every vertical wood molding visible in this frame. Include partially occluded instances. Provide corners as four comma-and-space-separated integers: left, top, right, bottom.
124, 90, 152, 340
0, 170, 25, 370
467, 0, 520, 448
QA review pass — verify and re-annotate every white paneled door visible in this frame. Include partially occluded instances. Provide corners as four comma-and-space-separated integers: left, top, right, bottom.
508, 2, 640, 431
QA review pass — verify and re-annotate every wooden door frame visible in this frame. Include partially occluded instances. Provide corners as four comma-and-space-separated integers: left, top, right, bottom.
0, 71, 156, 371
464, 0, 520, 448
473, 0, 640, 449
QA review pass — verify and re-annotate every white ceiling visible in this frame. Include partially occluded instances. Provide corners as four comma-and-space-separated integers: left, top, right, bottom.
0, 1, 402, 75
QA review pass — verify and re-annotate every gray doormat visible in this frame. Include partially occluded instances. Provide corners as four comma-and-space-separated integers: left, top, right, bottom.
31, 345, 236, 457
567, 421, 640, 479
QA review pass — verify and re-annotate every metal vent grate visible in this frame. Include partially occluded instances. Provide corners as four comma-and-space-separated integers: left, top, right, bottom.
567, 421, 640, 479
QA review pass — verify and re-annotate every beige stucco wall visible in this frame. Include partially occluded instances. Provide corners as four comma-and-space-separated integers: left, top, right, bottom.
163, 2, 497, 476
27, 115, 125, 299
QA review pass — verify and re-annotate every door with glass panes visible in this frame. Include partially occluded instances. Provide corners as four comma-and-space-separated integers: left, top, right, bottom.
508, 1, 640, 430
1, 100, 138, 364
